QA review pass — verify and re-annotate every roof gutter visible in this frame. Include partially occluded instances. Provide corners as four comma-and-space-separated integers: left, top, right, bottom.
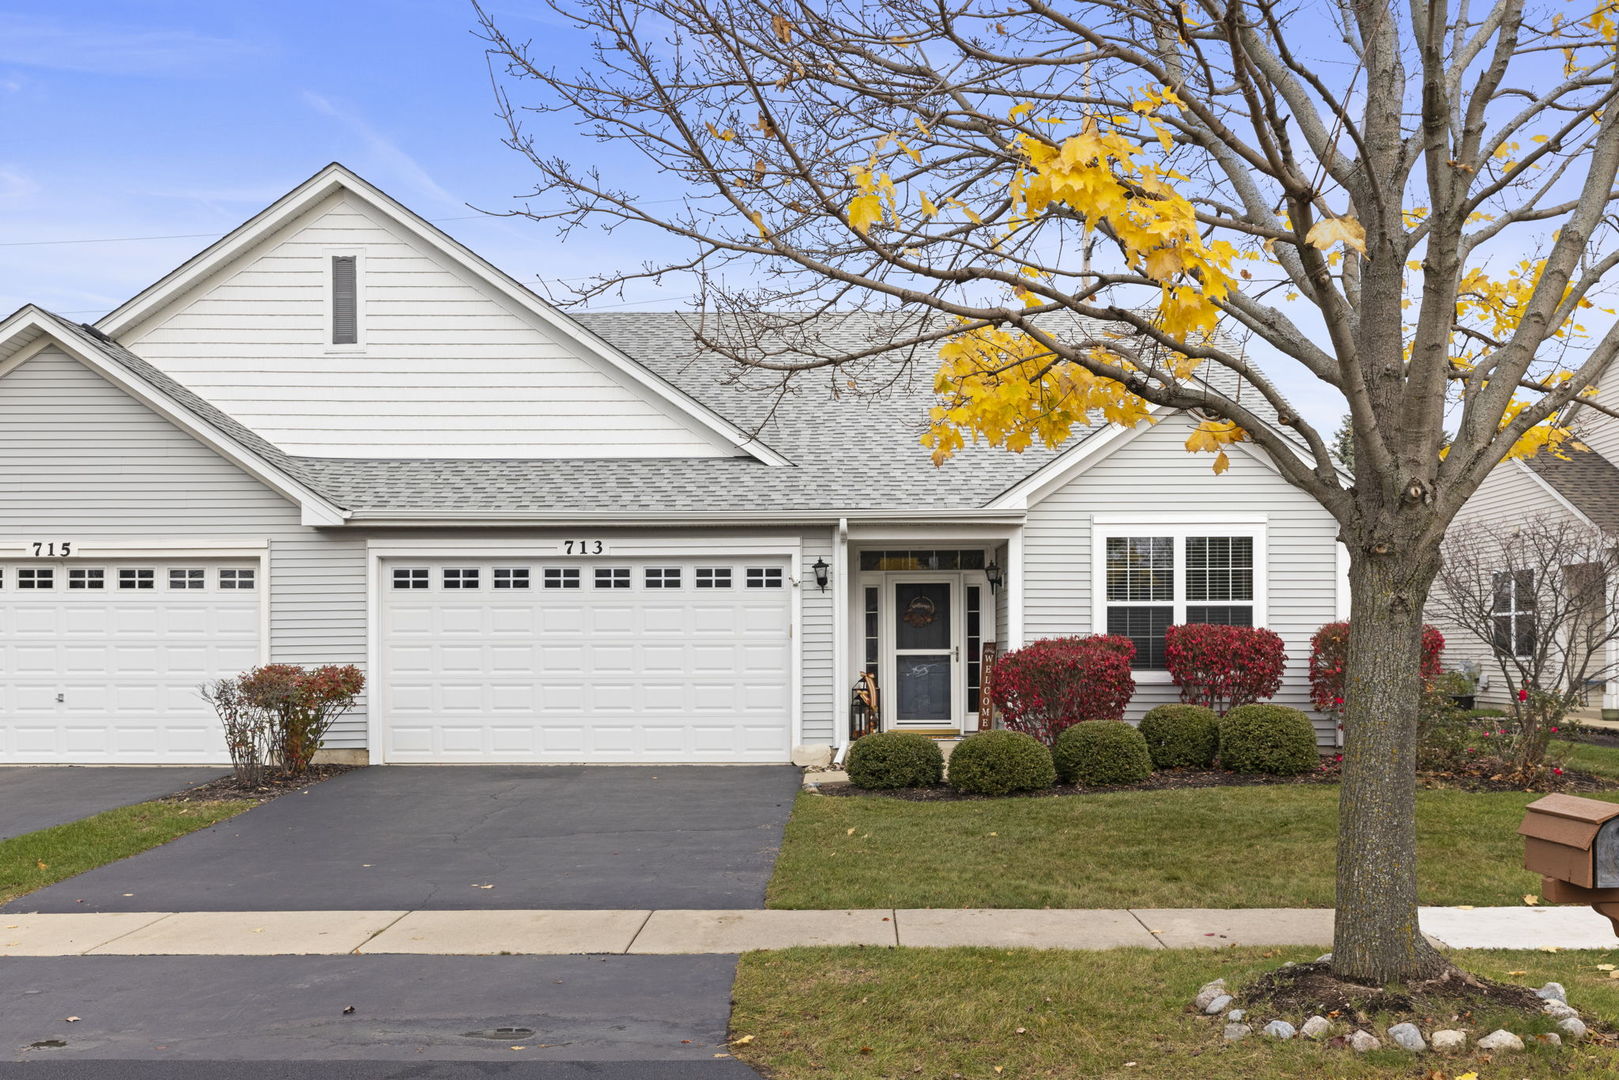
340, 507, 1028, 527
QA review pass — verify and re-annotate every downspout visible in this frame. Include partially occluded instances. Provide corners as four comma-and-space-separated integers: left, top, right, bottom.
832, 516, 852, 767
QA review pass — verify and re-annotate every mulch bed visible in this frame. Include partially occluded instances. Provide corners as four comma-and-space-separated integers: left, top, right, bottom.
1238, 960, 1566, 1029
166, 764, 361, 803
819, 765, 1342, 800
819, 761, 1619, 800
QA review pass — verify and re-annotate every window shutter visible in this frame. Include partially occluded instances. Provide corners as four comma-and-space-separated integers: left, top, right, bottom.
331, 255, 358, 344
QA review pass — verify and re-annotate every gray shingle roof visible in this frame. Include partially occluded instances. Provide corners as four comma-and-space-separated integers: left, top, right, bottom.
1526, 447, 1619, 533
48, 307, 1287, 517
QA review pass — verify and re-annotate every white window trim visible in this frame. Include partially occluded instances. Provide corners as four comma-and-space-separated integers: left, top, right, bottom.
1492, 569, 1536, 659
1090, 518, 1269, 684
324, 248, 365, 353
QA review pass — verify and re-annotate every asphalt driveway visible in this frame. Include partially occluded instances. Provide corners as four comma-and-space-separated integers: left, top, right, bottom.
11, 765, 800, 913
0, 767, 226, 841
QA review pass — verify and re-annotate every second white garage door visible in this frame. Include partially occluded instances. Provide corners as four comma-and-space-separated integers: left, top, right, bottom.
380, 557, 793, 763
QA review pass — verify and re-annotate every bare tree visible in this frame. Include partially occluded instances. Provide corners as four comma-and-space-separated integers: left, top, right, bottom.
476, 0, 1619, 984
1434, 518, 1619, 775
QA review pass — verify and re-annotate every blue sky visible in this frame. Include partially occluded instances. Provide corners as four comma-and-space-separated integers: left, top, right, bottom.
0, 1, 1496, 436
0, 2, 690, 320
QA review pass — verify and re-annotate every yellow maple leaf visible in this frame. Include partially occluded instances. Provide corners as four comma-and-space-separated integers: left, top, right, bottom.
704, 121, 736, 142
1524, 893, 1540, 906
1305, 215, 1367, 255
848, 194, 883, 235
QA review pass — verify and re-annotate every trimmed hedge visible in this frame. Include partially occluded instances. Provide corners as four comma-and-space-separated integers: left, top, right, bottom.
948, 730, 1056, 796
1053, 720, 1153, 786
1218, 704, 1319, 775
846, 732, 945, 789
1138, 704, 1220, 769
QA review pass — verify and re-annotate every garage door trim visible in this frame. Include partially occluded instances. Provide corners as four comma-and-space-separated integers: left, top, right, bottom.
365, 537, 804, 764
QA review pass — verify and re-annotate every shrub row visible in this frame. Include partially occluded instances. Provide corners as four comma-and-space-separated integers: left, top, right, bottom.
846, 704, 1320, 793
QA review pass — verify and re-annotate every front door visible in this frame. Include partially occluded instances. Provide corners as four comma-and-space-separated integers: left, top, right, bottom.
892, 579, 956, 728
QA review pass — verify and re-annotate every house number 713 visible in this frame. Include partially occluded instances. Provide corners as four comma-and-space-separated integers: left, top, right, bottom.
563, 540, 604, 555
31, 542, 72, 557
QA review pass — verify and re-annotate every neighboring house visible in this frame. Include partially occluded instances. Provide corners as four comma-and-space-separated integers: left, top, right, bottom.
1435, 404, 1619, 718
0, 164, 1347, 766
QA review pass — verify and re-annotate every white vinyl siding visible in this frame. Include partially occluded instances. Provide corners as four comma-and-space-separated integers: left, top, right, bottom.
119, 190, 744, 460
1021, 416, 1340, 743
0, 348, 370, 750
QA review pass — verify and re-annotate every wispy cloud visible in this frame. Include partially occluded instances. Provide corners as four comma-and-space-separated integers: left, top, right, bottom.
0, 14, 263, 77
301, 91, 458, 206
0, 167, 39, 201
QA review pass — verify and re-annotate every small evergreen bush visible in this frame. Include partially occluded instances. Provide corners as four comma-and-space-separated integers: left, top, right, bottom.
947, 730, 1056, 796
845, 732, 945, 789
1053, 720, 1153, 786
1138, 704, 1220, 769
1218, 704, 1319, 775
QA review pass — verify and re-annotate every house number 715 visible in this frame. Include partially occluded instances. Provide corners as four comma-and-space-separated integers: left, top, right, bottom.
31, 542, 72, 557
563, 540, 604, 555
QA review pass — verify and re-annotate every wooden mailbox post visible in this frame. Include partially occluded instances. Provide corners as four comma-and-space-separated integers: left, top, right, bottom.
1519, 793, 1619, 936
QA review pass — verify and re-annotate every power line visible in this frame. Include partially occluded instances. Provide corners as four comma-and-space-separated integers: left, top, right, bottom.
0, 213, 499, 248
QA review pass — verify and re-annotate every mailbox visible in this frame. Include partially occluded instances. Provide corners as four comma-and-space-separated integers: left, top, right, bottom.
1519, 793, 1619, 888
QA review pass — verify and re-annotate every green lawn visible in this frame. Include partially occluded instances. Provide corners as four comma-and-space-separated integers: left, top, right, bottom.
1558, 738, 1619, 780
768, 785, 1606, 909
1, 799, 250, 905
732, 946, 1619, 1080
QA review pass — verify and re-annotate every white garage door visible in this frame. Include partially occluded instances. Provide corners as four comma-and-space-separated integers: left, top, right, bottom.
0, 559, 261, 763
381, 557, 793, 763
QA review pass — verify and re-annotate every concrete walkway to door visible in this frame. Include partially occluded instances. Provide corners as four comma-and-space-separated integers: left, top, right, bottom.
8, 765, 802, 914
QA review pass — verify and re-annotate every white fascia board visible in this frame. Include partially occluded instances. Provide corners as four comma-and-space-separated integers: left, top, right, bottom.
986, 413, 1160, 511
94, 163, 792, 468
0, 308, 348, 527
342, 507, 1028, 528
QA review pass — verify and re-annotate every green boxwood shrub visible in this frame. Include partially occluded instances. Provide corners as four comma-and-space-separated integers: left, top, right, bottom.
1138, 704, 1220, 769
846, 731, 945, 789
947, 730, 1056, 796
1218, 704, 1319, 775
1053, 720, 1153, 786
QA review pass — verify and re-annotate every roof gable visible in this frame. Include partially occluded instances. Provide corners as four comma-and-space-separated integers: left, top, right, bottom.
94, 164, 789, 464
0, 306, 347, 525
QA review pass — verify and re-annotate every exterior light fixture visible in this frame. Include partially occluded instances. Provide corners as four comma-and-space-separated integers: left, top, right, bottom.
812, 556, 830, 592
985, 560, 1004, 594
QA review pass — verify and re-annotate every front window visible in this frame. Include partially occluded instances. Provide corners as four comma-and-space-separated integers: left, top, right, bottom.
1102, 530, 1258, 669
1493, 570, 1536, 658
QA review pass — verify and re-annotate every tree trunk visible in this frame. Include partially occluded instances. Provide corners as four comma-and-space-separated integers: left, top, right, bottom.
1332, 545, 1449, 983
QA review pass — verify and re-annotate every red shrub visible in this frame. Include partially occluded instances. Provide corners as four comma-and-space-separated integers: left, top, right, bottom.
1308, 621, 1444, 715
237, 663, 365, 774
987, 635, 1136, 745
1163, 624, 1286, 715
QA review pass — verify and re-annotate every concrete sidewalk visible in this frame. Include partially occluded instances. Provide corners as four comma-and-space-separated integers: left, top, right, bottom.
4, 905, 1617, 957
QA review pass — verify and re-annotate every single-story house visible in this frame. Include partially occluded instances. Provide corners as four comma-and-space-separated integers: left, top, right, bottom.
1432, 404, 1619, 718
0, 164, 1348, 765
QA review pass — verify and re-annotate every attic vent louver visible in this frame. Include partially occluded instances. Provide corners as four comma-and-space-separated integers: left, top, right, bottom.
331, 255, 358, 345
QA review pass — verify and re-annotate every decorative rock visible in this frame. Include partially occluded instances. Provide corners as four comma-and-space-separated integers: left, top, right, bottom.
1226, 1009, 1245, 1022
1430, 1029, 1467, 1052
1476, 1029, 1525, 1052
1203, 994, 1233, 1015
1536, 982, 1568, 1004
1262, 1020, 1296, 1040
1533, 1032, 1563, 1048
1348, 1030, 1381, 1053
1543, 1001, 1578, 1020
1193, 979, 1227, 1012
1300, 1016, 1332, 1040
1223, 1023, 1251, 1042
1315, 953, 1333, 963
1387, 1022, 1426, 1051
1557, 1016, 1587, 1041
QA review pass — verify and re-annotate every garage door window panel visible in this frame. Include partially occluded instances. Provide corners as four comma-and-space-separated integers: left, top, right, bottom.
69, 568, 105, 590
169, 569, 205, 590
544, 567, 581, 589
493, 567, 531, 589
18, 568, 53, 589
219, 568, 255, 590
393, 568, 428, 590
443, 568, 480, 590
696, 567, 733, 588
595, 567, 630, 589
747, 567, 784, 588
